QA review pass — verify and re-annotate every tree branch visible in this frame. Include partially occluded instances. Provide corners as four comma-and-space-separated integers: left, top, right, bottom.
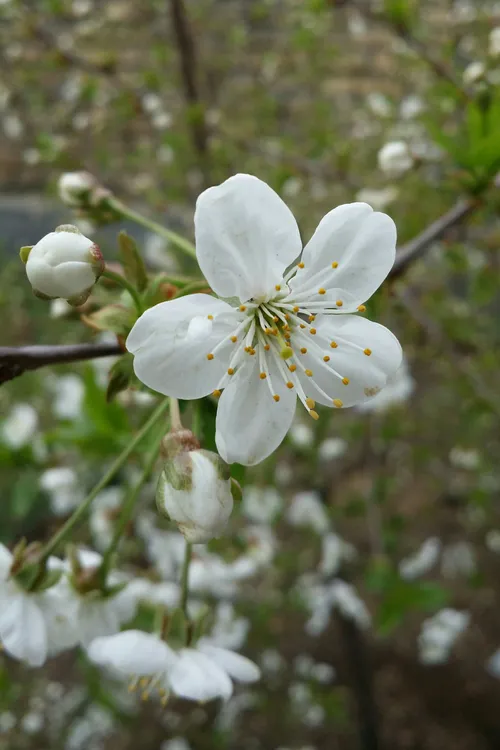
0, 343, 122, 385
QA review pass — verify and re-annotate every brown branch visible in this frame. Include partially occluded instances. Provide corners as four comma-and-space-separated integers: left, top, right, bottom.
168, 0, 210, 183
0, 343, 122, 385
390, 197, 478, 279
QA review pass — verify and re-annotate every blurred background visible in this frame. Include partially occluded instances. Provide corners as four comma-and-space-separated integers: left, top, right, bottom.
1, 1, 500, 749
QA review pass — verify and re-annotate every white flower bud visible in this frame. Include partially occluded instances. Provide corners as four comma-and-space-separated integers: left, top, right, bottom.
156, 450, 233, 543
58, 171, 98, 207
24, 225, 104, 304
377, 141, 414, 176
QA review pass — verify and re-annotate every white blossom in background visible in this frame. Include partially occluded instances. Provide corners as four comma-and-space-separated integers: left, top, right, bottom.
48, 373, 85, 420
24, 225, 104, 304
89, 486, 123, 551
449, 446, 480, 471
355, 187, 399, 211
463, 61, 485, 85
274, 461, 293, 485
1, 403, 38, 449
366, 92, 391, 118
205, 603, 250, 651
485, 529, 500, 553
399, 537, 441, 580
288, 422, 314, 449
242, 486, 283, 524
161, 739, 192, 750
486, 648, 500, 678
329, 580, 371, 628
287, 491, 329, 534
418, 609, 470, 665
358, 358, 414, 413
378, 141, 414, 176
127, 174, 402, 465
91, 331, 120, 387
400, 95, 425, 120
58, 171, 97, 206
319, 532, 357, 577
88, 630, 260, 703
318, 437, 347, 462
440, 541, 476, 579
157, 450, 233, 543
260, 649, 286, 675
40, 466, 84, 517
490, 27, 500, 57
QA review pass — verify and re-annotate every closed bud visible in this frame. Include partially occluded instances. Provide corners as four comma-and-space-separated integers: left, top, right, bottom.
25, 224, 104, 304
156, 449, 233, 543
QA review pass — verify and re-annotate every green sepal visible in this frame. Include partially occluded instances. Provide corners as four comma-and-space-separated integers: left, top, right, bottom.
118, 231, 148, 292
106, 353, 138, 402
19, 245, 32, 263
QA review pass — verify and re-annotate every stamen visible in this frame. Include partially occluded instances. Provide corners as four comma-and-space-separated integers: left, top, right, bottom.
227, 368, 235, 375
288, 364, 297, 372
260, 372, 267, 380
297, 262, 305, 269
323, 355, 330, 362
273, 394, 280, 402
357, 305, 366, 312
318, 288, 326, 295
300, 347, 307, 354
336, 300, 343, 307
330, 341, 338, 349
264, 344, 270, 351
286, 381, 294, 389
331, 261, 338, 268
207, 314, 214, 320
333, 399, 343, 408
305, 369, 313, 377
239, 305, 247, 312
207, 353, 214, 360
305, 397, 315, 409
309, 328, 316, 335
364, 348, 372, 356
212, 390, 221, 397
309, 410, 319, 420
342, 377, 350, 385
231, 335, 238, 343
275, 284, 281, 291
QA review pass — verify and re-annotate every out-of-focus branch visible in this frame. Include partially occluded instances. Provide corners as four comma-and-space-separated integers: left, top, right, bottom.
168, 0, 210, 183
0, 343, 122, 385
390, 197, 478, 279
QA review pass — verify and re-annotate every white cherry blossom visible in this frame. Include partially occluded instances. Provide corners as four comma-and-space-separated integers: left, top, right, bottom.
127, 174, 402, 465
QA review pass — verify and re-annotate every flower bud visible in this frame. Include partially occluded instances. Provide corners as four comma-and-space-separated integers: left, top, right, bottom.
24, 224, 104, 305
58, 171, 99, 207
377, 141, 414, 177
156, 449, 233, 543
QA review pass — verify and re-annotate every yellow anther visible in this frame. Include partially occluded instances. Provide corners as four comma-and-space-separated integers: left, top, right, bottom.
300, 324, 306, 329
161, 696, 169, 707
305, 397, 315, 409
139, 678, 150, 689
336, 300, 343, 307
323, 355, 330, 362
286, 381, 294, 389
309, 314, 316, 322
364, 348, 372, 356
288, 364, 297, 372
309, 328, 316, 335
275, 284, 281, 291
264, 327, 273, 335
231, 335, 238, 343
212, 389, 221, 397
284, 333, 291, 340
273, 316, 279, 322
333, 398, 343, 408
264, 344, 270, 351
273, 394, 280, 402
330, 341, 338, 349
305, 369, 313, 377
293, 306, 300, 313
207, 353, 214, 360
342, 377, 350, 385
207, 314, 214, 320
280, 346, 293, 360
297, 261, 305, 269
357, 305, 366, 313
300, 347, 307, 354
141, 692, 150, 702
309, 410, 319, 420
331, 261, 338, 269
239, 305, 247, 312
249, 348, 256, 355
318, 288, 326, 295
227, 367, 235, 375
284, 313, 290, 321
259, 372, 267, 380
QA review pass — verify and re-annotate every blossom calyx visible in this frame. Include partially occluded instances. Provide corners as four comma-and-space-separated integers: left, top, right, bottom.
156, 449, 233, 543
24, 225, 104, 305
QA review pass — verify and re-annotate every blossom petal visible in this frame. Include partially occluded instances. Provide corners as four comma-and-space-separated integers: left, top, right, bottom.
290, 203, 396, 308
215, 353, 296, 465
88, 630, 178, 676
0, 587, 47, 667
169, 648, 233, 702
197, 643, 261, 683
296, 315, 402, 407
127, 294, 240, 400
195, 174, 302, 302
0, 545, 12, 581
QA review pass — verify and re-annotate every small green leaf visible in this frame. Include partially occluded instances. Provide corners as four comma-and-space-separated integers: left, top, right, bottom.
118, 231, 148, 292
82, 304, 135, 336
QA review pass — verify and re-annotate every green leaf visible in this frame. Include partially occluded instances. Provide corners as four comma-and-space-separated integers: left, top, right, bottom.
118, 231, 148, 292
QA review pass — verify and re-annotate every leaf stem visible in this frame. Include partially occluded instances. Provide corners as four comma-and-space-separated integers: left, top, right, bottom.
101, 267, 144, 315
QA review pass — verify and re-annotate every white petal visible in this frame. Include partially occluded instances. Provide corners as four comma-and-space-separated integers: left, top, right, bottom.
88, 630, 177, 676
76, 599, 122, 646
127, 294, 239, 399
215, 352, 296, 465
290, 204, 396, 307
0, 588, 47, 667
296, 315, 402, 407
197, 643, 260, 683
0, 545, 13, 580
195, 174, 302, 302
169, 648, 233, 702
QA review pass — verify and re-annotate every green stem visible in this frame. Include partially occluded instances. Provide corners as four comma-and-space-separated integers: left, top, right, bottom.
180, 541, 193, 621
99, 437, 163, 582
101, 267, 144, 315
38, 398, 170, 565
169, 397, 183, 430
173, 279, 211, 298
108, 198, 197, 261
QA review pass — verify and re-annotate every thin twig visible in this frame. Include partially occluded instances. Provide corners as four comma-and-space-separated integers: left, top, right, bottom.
0, 343, 122, 385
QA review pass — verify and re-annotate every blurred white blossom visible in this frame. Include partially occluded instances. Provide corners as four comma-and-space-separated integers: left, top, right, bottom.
418, 609, 470, 665
1, 403, 38, 449
378, 141, 413, 176
287, 491, 329, 534
399, 537, 441, 580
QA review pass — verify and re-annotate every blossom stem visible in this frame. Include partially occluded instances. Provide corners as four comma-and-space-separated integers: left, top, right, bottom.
107, 197, 197, 261
180, 541, 193, 626
169, 397, 183, 430
38, 398, 170, 565
99, 438, 164, 583
101, 268, 144, 315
